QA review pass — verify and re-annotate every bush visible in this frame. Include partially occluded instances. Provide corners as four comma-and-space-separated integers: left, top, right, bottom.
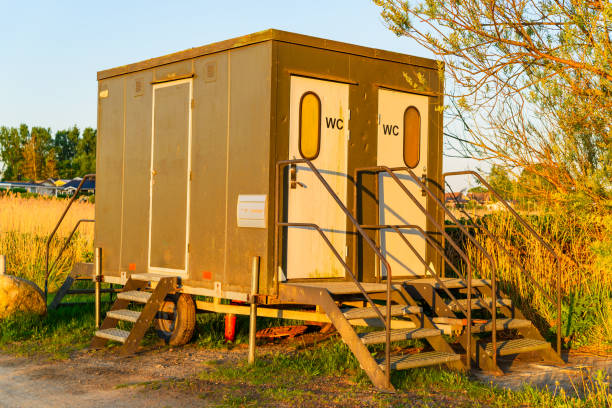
458, 210, 612, 348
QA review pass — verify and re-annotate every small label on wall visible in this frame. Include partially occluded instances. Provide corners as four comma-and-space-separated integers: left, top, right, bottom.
237, 194, 266, 228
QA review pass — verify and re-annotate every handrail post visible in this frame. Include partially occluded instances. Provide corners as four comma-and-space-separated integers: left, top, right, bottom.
274, 163, 281, 297
466, 263, 472, 370
557, 260, 561, 354
94, 247, 102, 328
385, 260, 391, 389
249, 256, 260, 364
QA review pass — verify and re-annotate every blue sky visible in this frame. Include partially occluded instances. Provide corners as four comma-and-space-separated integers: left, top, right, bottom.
0, 0, 478, 186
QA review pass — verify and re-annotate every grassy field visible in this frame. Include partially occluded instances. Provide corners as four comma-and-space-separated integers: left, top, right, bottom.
458, 210, 612, 348
0, 193, 94, 291
1, 308, 610, 407
0, 195, 610, 406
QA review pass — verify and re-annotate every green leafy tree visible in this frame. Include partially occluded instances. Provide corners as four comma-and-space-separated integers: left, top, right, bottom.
374, 0, 612, 207
0, 124, 96, 181
21, 126, 54, 181
54, 126, 80, 178
0, 125, 26, 180
488, 164, 514, 201
74, 127, 96, 175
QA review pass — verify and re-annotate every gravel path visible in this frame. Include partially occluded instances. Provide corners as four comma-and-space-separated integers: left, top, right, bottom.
0, 346, 245, 408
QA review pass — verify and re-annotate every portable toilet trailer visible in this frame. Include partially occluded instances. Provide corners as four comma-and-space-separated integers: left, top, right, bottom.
91, 29, 560, 390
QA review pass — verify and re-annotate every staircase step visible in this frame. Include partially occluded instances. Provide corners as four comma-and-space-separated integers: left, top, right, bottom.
130, 273, 169, 282
485, 338, 551, 356
117, 290, 151, 303
343, 305, 422, 320
408, 278, 490, 289
359, 328, 441, 345
447, 297, 512, 312
72, 262, 94, 279
472, 318, 532, 333
285, 281, 402, 295
377, 351, 461, 370
95, 328, 130, 343
107, 309, 141, 323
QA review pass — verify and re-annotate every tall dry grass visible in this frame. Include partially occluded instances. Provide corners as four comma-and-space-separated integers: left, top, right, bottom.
457, 210, 612, 347
0, 193, 94, 292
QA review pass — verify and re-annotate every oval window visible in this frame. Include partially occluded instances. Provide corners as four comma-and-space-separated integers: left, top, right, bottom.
403, 106, 421, 168
299, 92, 321, 160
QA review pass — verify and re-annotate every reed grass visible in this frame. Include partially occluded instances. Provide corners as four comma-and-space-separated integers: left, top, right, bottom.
457, 210, 612, 347
0, 193, 94, 292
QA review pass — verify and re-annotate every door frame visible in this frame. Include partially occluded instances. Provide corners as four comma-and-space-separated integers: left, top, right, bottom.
376, 87, 429, 278
147, 78, 193, 276
285, 75, 350, 280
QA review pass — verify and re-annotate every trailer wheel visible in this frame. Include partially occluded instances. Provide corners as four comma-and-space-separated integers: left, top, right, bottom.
154, 293, 196, 346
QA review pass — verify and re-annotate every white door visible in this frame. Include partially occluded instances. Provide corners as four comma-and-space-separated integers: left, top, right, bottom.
377, 89, 429, 277
148, 79, 193, 275
286, 76, 350, 279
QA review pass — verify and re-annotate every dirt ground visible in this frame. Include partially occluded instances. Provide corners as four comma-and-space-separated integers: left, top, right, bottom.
0, 345, 243, 408
476, 350, 612, 396
0, 341, 610, 408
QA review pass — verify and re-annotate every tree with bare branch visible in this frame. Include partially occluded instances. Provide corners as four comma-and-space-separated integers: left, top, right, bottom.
374, 0, 611, 207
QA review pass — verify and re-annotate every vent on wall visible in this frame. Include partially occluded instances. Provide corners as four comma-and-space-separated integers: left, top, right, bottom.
134, 77, 144, 97
204, 61, 217, 83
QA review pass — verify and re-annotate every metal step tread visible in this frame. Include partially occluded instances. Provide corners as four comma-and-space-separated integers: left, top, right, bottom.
283, 281, 402, 295
473, 318, 532, 333
407, 278, 490, 289
130, 273, 168, 282
447, 297, 512, 312
485, 338, 551, 356
117, 290, 151, 303
107, 309, 141, 323
72, 262, 94, 279
377, 351, 461, 370
95, 328, 130, 343
359, 328, 441, 345
343, 305, 422, 320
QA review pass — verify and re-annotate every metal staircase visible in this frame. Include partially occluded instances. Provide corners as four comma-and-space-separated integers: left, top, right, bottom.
274, 158, 565, 390
279, 281, 462, 390
91, 273, 177, 354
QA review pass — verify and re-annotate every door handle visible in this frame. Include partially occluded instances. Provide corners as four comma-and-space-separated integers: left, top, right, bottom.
290, 164, 297, 189
421, 173, 427, 196
289, 164, 306, 189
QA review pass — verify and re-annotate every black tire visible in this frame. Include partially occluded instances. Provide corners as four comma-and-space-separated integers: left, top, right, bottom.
154, 293, 196, 346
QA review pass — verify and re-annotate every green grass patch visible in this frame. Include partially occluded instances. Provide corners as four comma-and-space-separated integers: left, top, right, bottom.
200, 339, 612, 408
0, 303, 103, 359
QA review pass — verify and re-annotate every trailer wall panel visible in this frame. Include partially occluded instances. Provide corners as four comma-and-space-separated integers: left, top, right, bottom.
119, 71, 154, 275
95, 77, 125, 276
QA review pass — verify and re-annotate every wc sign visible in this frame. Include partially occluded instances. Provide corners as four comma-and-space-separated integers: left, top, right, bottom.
382, 123, 400, 136
325, 116, 344, 130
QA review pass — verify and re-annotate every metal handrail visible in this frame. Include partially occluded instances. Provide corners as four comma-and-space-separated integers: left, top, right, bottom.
44, 174, 95, 300
443, 170, 563, 354
46, 218, 95, 301
361, 224, 469, 316
445, 182, 554, 298
354, 165, 503, 369
274, 159, 393, 388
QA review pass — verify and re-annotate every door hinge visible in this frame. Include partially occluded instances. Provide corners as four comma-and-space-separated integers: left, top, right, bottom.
188, 243, 191, 253
189, 170, 193, 181
191, 99, 195, 109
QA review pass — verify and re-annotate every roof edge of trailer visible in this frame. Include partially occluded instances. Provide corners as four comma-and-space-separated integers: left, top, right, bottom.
97, 29, 441, 80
